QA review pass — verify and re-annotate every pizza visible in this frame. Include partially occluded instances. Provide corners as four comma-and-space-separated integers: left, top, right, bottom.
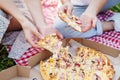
37, 33, 62, 54
76, 46, 115, 80
40, 43, 115, 80
38, 34, 114, 80
58, 11, 81, 32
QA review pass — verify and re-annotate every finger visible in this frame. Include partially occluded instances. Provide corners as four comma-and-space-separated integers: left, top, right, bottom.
56, 30, 63, 39
33, 29, 44, 39
67, 7, 73, 17
92, 18, 98, 28
81, 22, 92, 32
59, 6, 66, 13
26, 36, 39, 48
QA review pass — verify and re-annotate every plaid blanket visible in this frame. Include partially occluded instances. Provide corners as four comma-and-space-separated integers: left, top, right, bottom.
14, 3, 120, 66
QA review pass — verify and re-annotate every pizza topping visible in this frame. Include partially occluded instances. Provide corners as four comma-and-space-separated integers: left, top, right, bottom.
59, 11, 82, 32
49, 73, 54, 78
40, 38, 114, 80
75, 63, 80, 67
92, 74, 101, 80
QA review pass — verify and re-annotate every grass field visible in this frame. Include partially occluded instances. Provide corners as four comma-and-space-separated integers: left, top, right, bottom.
110, 3, 120, 12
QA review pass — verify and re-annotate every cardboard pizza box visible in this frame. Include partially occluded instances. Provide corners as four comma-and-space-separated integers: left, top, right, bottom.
62, 38, 120, 57
0, 65, 31, 80
26, 38, 119, 80
28, 50, 52, 67
0, 49, 52, 80
1, 38, 119, 80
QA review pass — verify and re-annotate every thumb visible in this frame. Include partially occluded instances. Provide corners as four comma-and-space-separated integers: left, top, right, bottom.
56, 30, 63, 39
92, 18, 98, 28
33, 30, 43, 39
67, 7, 73, 17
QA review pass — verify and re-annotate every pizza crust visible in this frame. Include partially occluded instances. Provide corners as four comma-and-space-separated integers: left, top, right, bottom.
37, 33, 62, 54
58, 11, 81, 32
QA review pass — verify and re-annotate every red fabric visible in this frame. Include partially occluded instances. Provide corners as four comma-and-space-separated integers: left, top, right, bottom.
15, 47, 43, 66
89, 31, 120, 49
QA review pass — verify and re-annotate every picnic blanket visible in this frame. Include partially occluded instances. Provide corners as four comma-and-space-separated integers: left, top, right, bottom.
2, 0, 119, 66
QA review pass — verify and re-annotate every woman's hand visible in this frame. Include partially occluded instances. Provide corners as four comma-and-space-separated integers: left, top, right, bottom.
80, 12, 98, 32
38, 26, 63, 40
59, 1, 73, 17
21, 21, 42, 48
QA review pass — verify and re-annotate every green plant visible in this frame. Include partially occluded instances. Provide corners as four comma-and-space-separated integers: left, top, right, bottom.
110, 3, 120, 12
0, 45, 15, 71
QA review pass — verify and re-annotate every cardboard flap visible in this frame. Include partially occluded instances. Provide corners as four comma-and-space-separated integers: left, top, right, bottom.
17, 66, 31, 77
28, 50, 52, 67
62, 38, 83, 47
0, 66, 17, 80
82, 38, 120, 57
64, 38, 120, 57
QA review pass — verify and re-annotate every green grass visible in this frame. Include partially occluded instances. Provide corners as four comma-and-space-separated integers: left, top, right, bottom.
110, 3, 120, 12
0, 45, 15, 71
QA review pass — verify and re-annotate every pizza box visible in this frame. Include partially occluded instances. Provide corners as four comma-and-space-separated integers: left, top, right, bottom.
36, 38, 119, 80
62, 38, 120, 57
0, 50, 52, 80
0, 65, 31, 80
1, 38, 119, 80
26, 38, 119, 80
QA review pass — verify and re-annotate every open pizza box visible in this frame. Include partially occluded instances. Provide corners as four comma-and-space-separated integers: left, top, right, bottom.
28, 38, 120, 80
0, 50, 52, 80
62, 38, 120, 57
0, 38, 120, 80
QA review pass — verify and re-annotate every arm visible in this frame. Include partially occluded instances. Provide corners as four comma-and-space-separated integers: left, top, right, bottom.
61, 0, 70, 4
60, 0, 73, 16
80, 0, 108, 32
25, 0, 63, 39
25, 0, 46, 29
0, 0, 41, 47
84, 0, 108, 15
0, 0, 28, 27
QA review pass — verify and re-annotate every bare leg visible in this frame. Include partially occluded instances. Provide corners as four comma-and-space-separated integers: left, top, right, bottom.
6, 17, 22, 32
102, 21, 114, 32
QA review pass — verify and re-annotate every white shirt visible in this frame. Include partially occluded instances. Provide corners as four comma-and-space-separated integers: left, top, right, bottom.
71, 0, 91, 6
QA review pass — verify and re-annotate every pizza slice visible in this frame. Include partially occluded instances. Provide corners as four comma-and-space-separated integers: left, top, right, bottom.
37, 33, 62, 54
58, 11, 81, 32
76, 46, 115, 80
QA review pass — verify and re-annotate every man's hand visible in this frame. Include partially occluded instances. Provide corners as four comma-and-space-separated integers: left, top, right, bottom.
79, 0, 108, 32
80, 12, 98, 32
59, 2, 73, 17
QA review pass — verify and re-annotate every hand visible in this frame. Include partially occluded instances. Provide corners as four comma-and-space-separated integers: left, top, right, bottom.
59, 2, 73, 17
80, 12, 98, 32
38, 26, 63, 40
21, 21, 42, 48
